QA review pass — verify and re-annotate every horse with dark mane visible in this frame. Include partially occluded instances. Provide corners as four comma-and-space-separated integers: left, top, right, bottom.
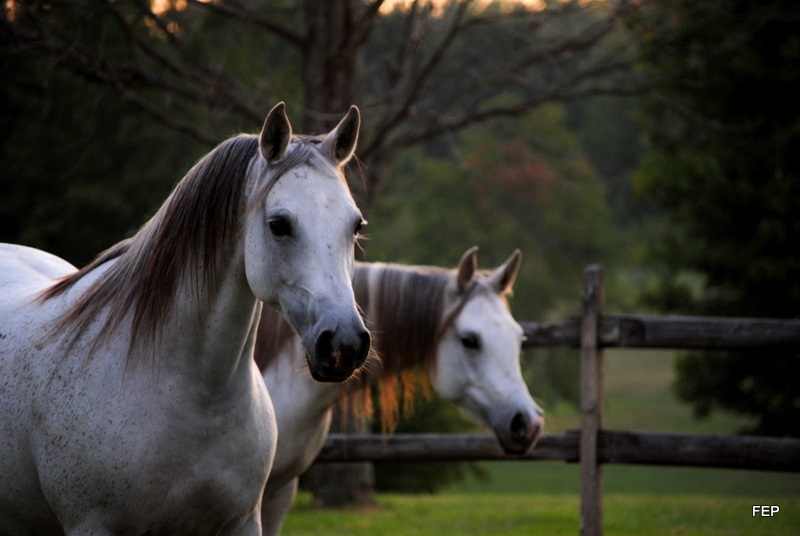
0, 103, 370, 536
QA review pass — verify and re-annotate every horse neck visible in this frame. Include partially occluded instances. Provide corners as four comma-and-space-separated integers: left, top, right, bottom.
127, 136, 262, 391
160, 239, 261, 393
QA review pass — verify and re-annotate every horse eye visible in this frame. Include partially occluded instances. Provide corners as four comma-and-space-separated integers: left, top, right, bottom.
354, 218, 367, 235
268, 217, 292, 237
460, 334, 481, 350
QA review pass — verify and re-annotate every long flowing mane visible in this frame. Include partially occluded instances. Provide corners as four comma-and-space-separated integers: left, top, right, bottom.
255, 262, 482, 431
40, 134, 336, 362
352, 263, 451, 430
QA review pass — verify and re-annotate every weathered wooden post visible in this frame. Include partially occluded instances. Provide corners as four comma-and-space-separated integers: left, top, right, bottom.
580, 265, 604, 536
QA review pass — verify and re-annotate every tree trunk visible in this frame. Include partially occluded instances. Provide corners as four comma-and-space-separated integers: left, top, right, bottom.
309, 402, 375, 507
302, 0, 365, 133
302, 0, 374, 507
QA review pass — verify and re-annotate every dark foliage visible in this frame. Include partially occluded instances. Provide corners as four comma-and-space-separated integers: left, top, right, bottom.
631, 0, 800, 436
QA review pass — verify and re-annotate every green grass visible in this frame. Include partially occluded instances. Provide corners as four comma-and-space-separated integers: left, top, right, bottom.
283, 492, 800, 535
445, 461, 800, 497
542, 349, 754, 435
445, 349, 800, 498
281, 349, 799, 534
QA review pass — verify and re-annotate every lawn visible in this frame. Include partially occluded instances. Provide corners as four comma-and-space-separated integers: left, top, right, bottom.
280, 349, 799, 534
446, 461, 800, 497
283, 492, 800, 535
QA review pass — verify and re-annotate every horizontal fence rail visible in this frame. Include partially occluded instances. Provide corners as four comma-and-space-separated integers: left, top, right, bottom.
317, 431, 800, 472
521, 315, 800, 350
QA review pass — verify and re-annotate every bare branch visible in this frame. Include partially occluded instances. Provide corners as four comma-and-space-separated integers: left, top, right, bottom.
115, 89, 221, 146
185, 0, 306, 49
347, 0, 388, 53
390, 69, 652, 152
358, 0, 644, 171
5, 0, 268, 134
125, 0, 263, 122
362, 0, 474, 160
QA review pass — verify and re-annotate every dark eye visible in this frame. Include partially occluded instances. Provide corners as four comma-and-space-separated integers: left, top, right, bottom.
460, 333, 481, 350
269, 216, 292, 237
354, 218, 366, 235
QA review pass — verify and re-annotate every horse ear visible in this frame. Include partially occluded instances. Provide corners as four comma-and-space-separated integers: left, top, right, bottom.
260, 102, 292, 163
321, 105, 360, 165
456, 246, 479, 293
488, 249, 522, 295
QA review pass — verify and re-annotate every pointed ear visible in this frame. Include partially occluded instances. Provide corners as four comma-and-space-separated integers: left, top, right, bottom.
321, 105, 360, 165
487, 249, 521, 295
260, 102, 292, 163
456, 246, 479, 293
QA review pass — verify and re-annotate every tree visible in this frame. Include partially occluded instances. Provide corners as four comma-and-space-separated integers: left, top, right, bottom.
3, 0, 648, 212
0, 50, 200, 266
2, 0, 653, 503
630, 0, 800, 436
368, 103, 617, 321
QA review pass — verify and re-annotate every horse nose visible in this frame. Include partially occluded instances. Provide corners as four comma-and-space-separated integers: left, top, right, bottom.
311, 327, 371, 383
509, 409, 544, 444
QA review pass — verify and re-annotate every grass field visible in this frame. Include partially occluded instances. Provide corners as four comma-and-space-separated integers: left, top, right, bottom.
283, 492, 800, 535
280, 350, 800, 534
540, 348, 755, 435
445, 461, 800, 497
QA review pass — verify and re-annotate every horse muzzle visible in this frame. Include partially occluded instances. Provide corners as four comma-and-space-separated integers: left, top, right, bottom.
306, 323, 371, 382
493, 405, 545, 455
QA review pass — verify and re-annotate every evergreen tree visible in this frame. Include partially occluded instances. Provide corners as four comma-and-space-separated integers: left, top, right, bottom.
0, 55, 201, 266
631, 0, 800, 436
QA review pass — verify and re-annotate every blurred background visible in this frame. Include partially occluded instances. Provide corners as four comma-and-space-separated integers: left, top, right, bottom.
2, 0, 799, 522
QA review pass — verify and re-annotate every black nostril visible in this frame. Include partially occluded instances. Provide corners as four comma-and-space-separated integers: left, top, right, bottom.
315, 330, 334, 365
510, 412, 526, 437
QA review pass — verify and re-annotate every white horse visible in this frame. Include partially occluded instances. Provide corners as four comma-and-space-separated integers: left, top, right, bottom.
0, 103, 371, 536
255, 247, 544, 536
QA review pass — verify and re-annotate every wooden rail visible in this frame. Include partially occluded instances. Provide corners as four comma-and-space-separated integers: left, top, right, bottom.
318, 431, 800, 472
521, 315, 800, 350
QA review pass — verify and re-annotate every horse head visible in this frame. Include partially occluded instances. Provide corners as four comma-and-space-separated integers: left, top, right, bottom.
245, 103, 370, 382
432, 247, 544, 454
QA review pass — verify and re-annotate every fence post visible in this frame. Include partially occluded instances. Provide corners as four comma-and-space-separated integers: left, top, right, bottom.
580, 265, 604, 536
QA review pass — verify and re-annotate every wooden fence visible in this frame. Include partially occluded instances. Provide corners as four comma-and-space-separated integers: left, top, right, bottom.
316, 265, 800, 536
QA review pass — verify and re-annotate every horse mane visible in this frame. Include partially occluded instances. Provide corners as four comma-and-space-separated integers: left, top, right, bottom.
40, 133, 338, 363
353, 262, 512, 432
349, 263, 450, 431
252, 260, 509, 433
